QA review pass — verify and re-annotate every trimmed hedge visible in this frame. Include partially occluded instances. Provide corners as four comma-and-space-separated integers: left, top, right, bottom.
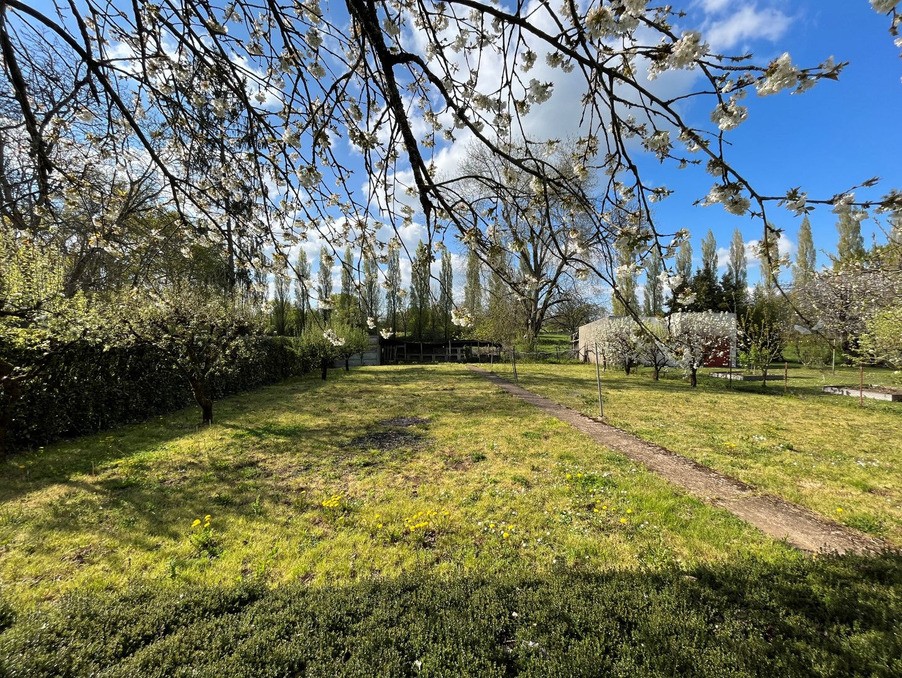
4, 337, 318, 449
1, 554, 899, 677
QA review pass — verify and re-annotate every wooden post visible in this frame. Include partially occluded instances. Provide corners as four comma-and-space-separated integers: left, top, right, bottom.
859, 363, 864, 407
511, 348, 518, 383
783, 362, 788, 394
594, 343, 604, 418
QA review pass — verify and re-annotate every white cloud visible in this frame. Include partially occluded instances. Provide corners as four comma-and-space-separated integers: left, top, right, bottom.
704, 5, 793, 50
699, 0, 732, 14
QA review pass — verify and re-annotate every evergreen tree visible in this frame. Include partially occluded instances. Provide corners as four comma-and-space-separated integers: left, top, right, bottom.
835, 211, 865, 267
385, 239, 402, 332
464, 246, 484, 316
643, 248, 663, 316
439, 244, 454, 340
701, 229, 718, 276
293, 248, 311, 333
409, 241, 431, 340
317, 246, 333, 320
793, 216, 816, 287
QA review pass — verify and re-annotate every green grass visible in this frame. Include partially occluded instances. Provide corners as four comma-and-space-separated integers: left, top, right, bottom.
0, 365, 790, 611
1, 364, 899, 675
489, 361, 902, 545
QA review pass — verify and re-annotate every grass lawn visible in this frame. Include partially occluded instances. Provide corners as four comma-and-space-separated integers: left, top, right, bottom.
489, 361, 902, 546
1, 365, 899, 675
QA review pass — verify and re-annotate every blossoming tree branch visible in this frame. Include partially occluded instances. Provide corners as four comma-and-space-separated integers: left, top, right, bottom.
0, 0, 900, 314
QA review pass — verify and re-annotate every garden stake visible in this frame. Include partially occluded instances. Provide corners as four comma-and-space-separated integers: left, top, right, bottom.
594, 342, 604, 418
859, 364, 864, 407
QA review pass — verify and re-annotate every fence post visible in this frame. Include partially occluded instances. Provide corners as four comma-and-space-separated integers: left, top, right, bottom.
859, 363, 864, 407
594, 342, 604, 418
511, 348, 519, 383
783, 362, 788, 394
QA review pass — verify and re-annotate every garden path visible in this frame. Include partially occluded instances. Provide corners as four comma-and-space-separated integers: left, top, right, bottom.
470, 366, 887, 555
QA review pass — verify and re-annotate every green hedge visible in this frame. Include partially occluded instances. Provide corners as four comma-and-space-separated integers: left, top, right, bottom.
3, 337, 318, 449
1, 554, 899, 677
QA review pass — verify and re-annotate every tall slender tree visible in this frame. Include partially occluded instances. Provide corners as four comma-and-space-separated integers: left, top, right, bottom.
835, 211, 865, 267
701, 229, 718, 276
317, 246, 333, 321
464, 246, 484, 316
676, 240, 693, 283
439, 245, 454, 340
793, 216, 816, 287
385, 239, 402, 332
727, 229, 748, 291
293, 248, 311, 333
613, 240, 638, 316
340, 244, 354, 317
409, 241, 431, 340
361, 245, 381, 324
643, 248, 664, 316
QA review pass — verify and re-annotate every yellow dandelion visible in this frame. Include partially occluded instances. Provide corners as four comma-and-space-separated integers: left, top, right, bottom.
593, 508, 599, 513
620, 518, 627, 525
502, 532, 509, 539
566, 473, 572, 480
836, 508, 843, 514
192, 518, 201, 527
204, 515, 212, 522
626, 509, 633, 514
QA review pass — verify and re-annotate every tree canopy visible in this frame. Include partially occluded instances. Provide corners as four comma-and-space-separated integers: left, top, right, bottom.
2, 0, 899, 305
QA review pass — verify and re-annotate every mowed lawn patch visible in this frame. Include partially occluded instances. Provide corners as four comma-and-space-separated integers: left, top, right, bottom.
492, 362, 902, 545
0, 364, 793, 611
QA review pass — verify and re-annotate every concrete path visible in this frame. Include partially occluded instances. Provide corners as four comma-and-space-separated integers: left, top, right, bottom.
470, 367, 887, 555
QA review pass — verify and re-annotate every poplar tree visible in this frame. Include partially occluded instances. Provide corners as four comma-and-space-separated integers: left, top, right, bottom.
409, 241, 431, 340
293, 249, 311, 333
701, 229, 718, 275
464, 247, 484, 316
385, 240, 402, 332
835, 211, 865, 267
361, 246, 381, 323
613, 240, 638, 316
317, 246, 333, 320
439, 245, 454, 340
676, 240, 693, 283
643, 248, 664, 316
793, 216, 816, 286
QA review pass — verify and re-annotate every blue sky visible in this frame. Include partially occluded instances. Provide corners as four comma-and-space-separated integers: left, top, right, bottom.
637, 1, 901, 280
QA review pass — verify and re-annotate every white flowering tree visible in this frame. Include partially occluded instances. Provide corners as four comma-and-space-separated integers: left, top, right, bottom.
637, 318, 672, 381
592, 317, 642, 375
793, 265, 902, 359
1, 1, 900, 327
665, 312, 734, 388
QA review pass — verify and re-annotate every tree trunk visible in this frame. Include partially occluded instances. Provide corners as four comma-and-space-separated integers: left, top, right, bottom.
188, 378, 214, 426
321, 356, 329, 380
624, 359, 632, 376
344, 357, 349, 371
653, 366, 660, 381
689, 367, 698, 388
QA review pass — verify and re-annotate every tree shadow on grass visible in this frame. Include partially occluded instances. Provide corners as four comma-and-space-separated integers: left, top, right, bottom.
1, 552, 899, 677
0, 366, 464, 505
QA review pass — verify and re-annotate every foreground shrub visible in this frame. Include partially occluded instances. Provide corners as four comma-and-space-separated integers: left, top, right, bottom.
1, 554, 899, 677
